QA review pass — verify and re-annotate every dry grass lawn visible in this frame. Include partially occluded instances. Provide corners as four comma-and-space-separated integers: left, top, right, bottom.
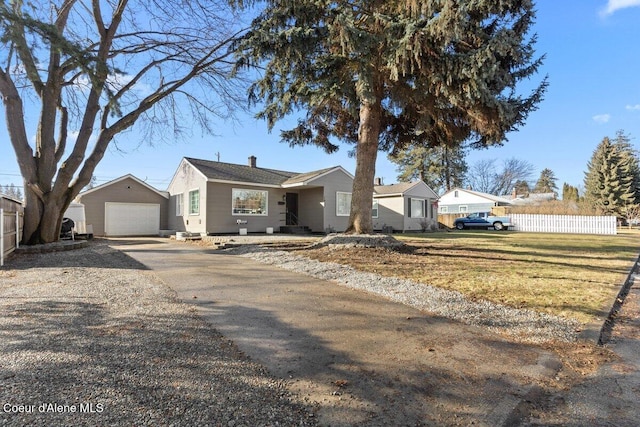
293, 229, 640, 325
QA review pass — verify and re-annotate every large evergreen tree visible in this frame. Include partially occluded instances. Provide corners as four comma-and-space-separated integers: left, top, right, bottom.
232, 0, 547, 233
584, 132, 639, 216
389, 144, 467, 194
533, 168, 558, 193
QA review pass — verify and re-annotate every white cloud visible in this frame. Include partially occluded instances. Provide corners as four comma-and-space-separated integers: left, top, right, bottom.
625, 104, 640, 110
601, 0, 640, 16
592, 114, 611, 123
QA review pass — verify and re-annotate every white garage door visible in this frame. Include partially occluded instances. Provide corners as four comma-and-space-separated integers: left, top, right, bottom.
105, 202, 160, 236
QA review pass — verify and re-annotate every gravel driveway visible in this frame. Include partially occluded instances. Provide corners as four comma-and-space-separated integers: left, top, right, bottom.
0, 240, 316, 426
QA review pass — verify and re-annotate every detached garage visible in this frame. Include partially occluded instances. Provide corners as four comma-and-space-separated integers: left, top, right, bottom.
76, 175, 168, 236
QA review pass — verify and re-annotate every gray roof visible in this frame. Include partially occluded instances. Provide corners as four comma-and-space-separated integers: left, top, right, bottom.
282, 166, 342, 186
185, 157, 344, 187
374, 182, 417, 195
186, 157, 297, 186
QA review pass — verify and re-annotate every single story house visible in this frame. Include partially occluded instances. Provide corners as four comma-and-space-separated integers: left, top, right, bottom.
76, 174, 169, 236
77, 156, 441, 237
438, 188, 513, 214
167, 156, 355, 234
373, 180, 439, 232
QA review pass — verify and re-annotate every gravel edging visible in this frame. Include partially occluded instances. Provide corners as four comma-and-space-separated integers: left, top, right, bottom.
225, 244, 581, 344
0, 240, 317, 427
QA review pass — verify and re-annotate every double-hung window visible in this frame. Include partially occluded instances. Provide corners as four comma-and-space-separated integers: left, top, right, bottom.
188, 189, 200, 215
372, 199, 379, 218
175, 193, 184, 216
410, 198, 425, 218
336, 192, 351, 216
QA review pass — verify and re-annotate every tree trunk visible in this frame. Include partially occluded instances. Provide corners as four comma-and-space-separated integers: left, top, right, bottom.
345, 100, 382, 234
22, 184, 69, 245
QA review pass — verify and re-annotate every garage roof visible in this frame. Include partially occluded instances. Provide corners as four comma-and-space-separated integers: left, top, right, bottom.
77, 174, 169, 199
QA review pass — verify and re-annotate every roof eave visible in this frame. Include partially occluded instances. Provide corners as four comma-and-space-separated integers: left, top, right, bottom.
206, 178, 283, 188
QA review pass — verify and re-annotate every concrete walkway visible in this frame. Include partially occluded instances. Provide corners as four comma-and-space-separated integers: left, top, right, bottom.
110, 237, 563, 426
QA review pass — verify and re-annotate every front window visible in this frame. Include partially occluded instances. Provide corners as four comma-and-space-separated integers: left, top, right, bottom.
189, 189, 200, 215
411, 198, 425, 218
372, 199, 379, 218
232, 188, 268, 215
440, 206, 448, 213
459, 205, 468, 213
336, 192, 351, 216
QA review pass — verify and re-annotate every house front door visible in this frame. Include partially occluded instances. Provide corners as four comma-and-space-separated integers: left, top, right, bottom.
286, 193, 299, 225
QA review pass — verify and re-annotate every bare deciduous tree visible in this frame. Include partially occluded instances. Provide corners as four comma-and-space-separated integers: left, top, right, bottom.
1, 0, 245, 244
466, 158, 534, 195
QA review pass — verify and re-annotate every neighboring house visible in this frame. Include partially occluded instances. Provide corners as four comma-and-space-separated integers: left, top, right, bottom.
438, 188, 512, 214
76, 174, 169, 236
373, 180, 439, 232
166, 156, 354, 234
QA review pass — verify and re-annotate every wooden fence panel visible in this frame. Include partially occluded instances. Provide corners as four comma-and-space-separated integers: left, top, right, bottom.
1, 207, 24, 267
510, 214, 617, 235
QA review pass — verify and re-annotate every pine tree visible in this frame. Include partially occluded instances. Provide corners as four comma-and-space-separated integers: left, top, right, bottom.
562, 183, 580, 202
514, 180, 530, 195
232, 0, 547, 234
584, 133, 639, 216
533, 168, 558, 193
389, 144, 467, 194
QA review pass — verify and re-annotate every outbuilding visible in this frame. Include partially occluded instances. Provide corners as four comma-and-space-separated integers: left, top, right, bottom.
76, 175, 169, 236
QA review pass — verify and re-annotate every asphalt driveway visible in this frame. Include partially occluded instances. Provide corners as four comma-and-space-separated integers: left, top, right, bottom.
109, 237, 566, 426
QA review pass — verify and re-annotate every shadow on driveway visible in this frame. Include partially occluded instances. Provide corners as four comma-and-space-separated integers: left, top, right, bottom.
111, 237, 562, 426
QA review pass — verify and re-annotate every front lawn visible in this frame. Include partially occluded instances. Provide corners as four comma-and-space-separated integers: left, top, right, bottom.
297, 230, 640, 324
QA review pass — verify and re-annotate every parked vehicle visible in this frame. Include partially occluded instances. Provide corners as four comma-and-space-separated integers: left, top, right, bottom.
62, 203, 94, 239
453, 212, 511, 231
60, 217, 75, 239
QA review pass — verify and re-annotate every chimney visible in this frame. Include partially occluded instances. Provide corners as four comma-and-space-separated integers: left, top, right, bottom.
374, 177, 383, 186
248, 155, 256, 168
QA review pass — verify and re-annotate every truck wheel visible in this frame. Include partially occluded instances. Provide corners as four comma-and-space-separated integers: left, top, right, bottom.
493, 221, 504, 231
455, 222, 465, 230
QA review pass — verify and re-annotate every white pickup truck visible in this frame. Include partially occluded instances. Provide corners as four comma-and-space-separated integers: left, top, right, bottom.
453, 212, 511, 231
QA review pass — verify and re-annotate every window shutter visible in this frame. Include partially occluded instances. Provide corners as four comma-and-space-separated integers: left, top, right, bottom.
407, 198, 412, 218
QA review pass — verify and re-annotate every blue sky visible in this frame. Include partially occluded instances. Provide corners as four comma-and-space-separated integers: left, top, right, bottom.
1, 0, 640, 194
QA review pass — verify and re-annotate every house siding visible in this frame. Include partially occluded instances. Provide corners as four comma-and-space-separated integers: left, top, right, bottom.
306, 169, 353, 232
298, 187, 324, 232
438, 188, 511, 215
440, 202, 494, 214
205, 182, 285, 233
167, 159, 358, 234
372, 181, 438, 232
78, 177, 168, 236
374, 197, 404, 231
404, 183, 438, 231
167, 160, 208, 233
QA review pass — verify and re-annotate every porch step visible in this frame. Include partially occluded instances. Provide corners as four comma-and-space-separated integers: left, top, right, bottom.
280, 225, 312, 234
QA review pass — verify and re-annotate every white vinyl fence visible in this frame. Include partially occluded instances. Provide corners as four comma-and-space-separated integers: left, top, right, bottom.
1, 209, 23, 267
510, 214, 617, 235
